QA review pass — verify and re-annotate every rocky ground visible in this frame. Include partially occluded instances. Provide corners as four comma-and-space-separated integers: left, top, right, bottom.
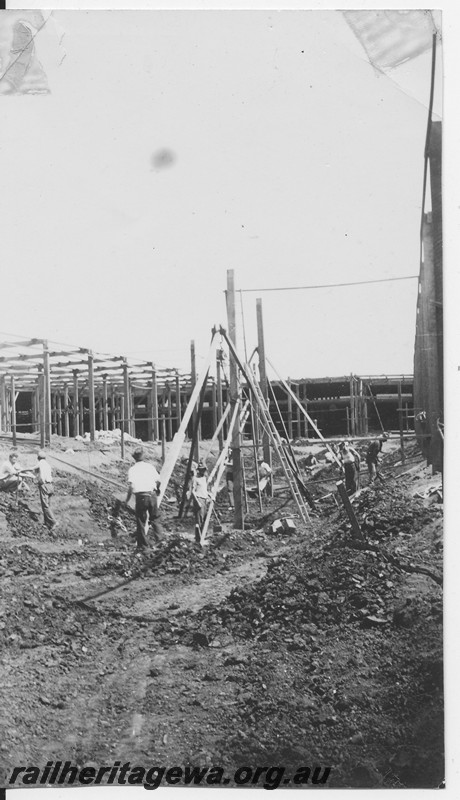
0, 434, 444, 789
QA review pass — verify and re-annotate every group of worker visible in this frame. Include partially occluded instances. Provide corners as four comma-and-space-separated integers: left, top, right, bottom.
338, 433, 389, 495
188, 451, 273, 543
0, 449, 57, 530
1, 432, 390, 551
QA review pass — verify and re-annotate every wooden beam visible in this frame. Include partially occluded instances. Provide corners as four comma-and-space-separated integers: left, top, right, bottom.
398, 381, 405, 464
102, 375, 108, 431
73, 371, 80, 438
166, 382, 172, 441
11, 375, 17, 446
190, 341, 200, 461
175, 371, 182, 433
349, 376, 356, 437
123, 360, 130, 435
216, 350, 224, 449
56, 392, 62, 437
336, 481, 364, 540
43, 342, 52, 445
256, 297, 272, 475
287, 379, 293, 440
79, 394, 85, 437
64, 385, 70, 437
111, 385, 117, 430
88, 351, 96, 442
38, 369, 45, 448
227, 269, 243, 528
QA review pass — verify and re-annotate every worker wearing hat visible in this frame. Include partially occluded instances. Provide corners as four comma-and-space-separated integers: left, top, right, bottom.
188, 461, 209, 543
366, 434, 388, 484
35, 450, 58, 531
126, 447, 163, 550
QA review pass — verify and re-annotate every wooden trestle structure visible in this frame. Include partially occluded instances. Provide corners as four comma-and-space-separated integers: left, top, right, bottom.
0, 335, 414, 447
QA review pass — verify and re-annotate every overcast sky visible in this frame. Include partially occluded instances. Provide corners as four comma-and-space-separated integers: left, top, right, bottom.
1, 8, 442, 379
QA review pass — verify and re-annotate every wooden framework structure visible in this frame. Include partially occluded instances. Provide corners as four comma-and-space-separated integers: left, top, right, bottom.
0, 335, 414, 446
0, 337, 196, 446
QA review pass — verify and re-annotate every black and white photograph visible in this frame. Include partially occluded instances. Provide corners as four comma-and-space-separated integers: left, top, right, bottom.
0, 2, 452, 794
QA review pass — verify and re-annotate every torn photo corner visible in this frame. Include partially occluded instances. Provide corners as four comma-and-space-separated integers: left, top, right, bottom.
0, 4, 448, 796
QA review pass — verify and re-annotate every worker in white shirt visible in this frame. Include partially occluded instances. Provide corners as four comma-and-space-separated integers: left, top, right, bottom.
0, 451, 32, 493
188, 461, 209, 542
34, 450, 58, 530
257, 456, 273, 496
126, 447, 163, 550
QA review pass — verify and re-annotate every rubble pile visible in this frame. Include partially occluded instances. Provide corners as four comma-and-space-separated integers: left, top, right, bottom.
351, 483, 442, 543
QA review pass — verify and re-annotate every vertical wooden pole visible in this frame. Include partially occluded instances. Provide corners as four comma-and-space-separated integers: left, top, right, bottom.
346, 405, 350, 437
73, 371, 80, 438
336, 481, 364, 540
122, 360, 130, 435
6, 384, 11, 432
398, 381, 405, 464
349, 376, 355, 437
79, 394, 85, 436
130, 387, 135, 438
111, 386, 117, 430
38, 369, 45, 447
0, 378, 3, 433
302, 384, 309, 438
175, 371, 182, 434
216, 350, 224, 450
166, 382, 173, 441
56, 392, 62, 437
227, 270, 243, 528
211, 379, 217, 435
161, 414, 166, 463
88, 351, 96, 442
191, 341, 200, 461
51, 393, 56, 435
287, 379, 293, 440
64, 385, 70, 438
43, 341, 52, 445
11, 375, 17, 447
96, 393, 103, 431
32, 383, 39, 434
102, 376, 109, 431
364, 399, 369, 435
295, 384, 301, 439
1, 379, 6, 433
152, 368, 159, 440
405, 402, 410, 433
147, 383, 153, 441
256, 297, 272, 471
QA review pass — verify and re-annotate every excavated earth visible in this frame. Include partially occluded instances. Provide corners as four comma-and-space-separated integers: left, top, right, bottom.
0, 436, 444, 789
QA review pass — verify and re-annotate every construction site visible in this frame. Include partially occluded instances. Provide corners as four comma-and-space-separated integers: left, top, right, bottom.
0, 8, 445, 795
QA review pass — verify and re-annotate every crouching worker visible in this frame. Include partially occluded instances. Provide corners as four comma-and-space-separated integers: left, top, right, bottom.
0, 451, 32, 494
126, 447, 164, 550
188, 461, 209, 543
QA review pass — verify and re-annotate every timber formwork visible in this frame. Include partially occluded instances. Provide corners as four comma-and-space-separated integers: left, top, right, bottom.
0, 337, 413, 444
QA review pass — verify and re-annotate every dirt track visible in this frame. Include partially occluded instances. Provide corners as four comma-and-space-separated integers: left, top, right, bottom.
0, 436, 444, 788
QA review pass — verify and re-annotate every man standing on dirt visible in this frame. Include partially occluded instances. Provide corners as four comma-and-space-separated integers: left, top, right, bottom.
189, 461, 209, 543
257, 456, 273, 497
126, 447, 163, 550
366, 434, 388, 484
34, 450, 58, 531
340, 441, 360, 495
